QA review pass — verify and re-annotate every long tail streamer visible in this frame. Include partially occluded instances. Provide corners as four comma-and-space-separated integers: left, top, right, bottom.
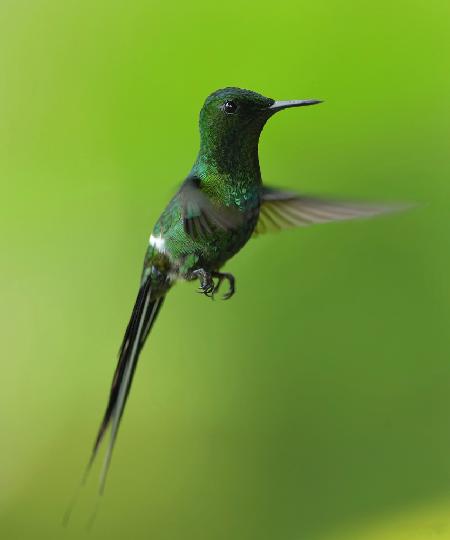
64, 274, 165, 526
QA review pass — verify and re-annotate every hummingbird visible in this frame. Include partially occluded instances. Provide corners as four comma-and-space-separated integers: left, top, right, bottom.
87, 87, 399, 492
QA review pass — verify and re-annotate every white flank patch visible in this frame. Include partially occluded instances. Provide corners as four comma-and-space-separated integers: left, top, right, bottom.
149, 233, 166, 252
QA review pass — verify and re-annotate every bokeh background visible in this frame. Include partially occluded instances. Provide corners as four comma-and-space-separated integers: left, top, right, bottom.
1, 1, 449, 539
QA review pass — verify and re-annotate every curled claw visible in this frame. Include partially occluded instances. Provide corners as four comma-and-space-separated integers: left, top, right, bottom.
222, 287, 235, 300
192, 269, 236, 300
212, 272, 235, 300
198, 284, 214, 298
213, 276, 224, 295
193, 269, 216, 299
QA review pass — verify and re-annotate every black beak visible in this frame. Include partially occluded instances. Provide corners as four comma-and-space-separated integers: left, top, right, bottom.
269, 99, 323, 112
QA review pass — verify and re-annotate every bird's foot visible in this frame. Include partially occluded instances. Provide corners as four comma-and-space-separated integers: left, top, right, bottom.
212, 271, 235, 300
192, 269, 215, 298
191, 269, 236, 300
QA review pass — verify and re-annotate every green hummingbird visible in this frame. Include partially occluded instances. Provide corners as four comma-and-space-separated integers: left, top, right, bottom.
88, 87, 398, 491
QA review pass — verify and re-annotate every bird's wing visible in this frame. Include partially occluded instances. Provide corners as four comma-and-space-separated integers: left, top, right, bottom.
255, 186, 407, 235
179, 177, 243, 240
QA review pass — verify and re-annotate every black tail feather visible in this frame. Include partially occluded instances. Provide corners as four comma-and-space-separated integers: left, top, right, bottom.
85, 275, 165, 492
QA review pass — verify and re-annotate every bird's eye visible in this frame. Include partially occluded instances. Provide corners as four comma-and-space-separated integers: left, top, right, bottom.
222, 100, 237, 114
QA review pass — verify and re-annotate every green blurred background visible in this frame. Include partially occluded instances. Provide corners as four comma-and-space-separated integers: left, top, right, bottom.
1, 1, 449, 538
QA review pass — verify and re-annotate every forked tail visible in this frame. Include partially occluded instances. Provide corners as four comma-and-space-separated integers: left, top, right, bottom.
86, 274, 165, 493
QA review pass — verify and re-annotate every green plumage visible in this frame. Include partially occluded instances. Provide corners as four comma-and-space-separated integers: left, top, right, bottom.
87, 87, 399, 491
144, 88, 273, 286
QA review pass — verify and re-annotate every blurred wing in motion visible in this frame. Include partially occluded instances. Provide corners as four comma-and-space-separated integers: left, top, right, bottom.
255, 186, 409, 235
180, 177, 243, 240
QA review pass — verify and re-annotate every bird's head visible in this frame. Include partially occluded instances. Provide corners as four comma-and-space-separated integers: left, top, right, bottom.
196, 87, 322, 174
